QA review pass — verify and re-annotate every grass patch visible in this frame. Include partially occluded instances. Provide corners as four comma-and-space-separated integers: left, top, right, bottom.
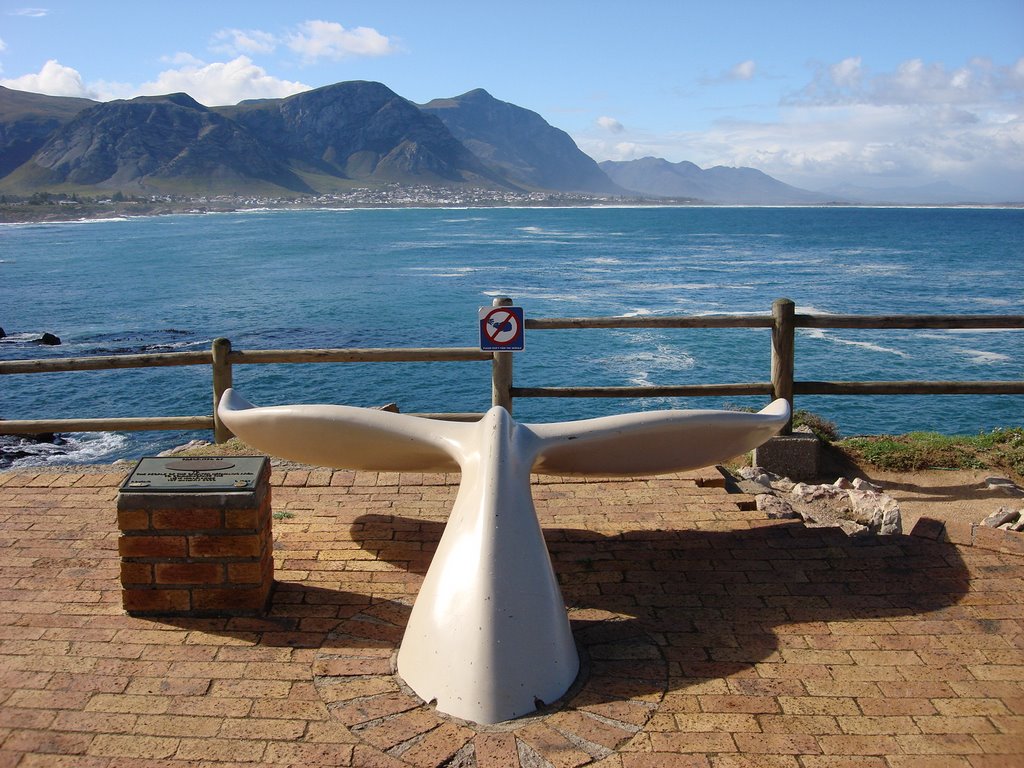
793, 409, 840, 442
837, 428, 1024, 480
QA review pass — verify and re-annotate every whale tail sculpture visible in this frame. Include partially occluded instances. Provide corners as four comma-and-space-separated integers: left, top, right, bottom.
219, 390, 790, 723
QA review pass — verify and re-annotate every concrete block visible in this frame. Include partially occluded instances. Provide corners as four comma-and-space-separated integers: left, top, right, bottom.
752, 432, 821, 481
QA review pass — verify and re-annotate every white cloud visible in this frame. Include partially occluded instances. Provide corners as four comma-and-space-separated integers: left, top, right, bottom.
729, 60, 756, 81
8, 8, 48, 17
0, 37, 6, 53
794, 55, 1024, 107
680, 103, 1024, 198
577, 56, 1024, 200
286, 20, 396, 62
700, 59, 758, 85
830, 57, 862, 89
89, 79, 137, 102
211, 28, 277, 57
137, 55, 309, 106
597, 116, 624, 133
0, 58, 93, 97
161, 52, 206, 68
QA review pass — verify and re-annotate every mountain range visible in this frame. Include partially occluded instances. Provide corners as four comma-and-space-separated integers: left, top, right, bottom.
0, 80, 974, 205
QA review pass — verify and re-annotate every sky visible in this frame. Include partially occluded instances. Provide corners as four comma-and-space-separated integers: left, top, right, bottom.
1, 0, 1022, 200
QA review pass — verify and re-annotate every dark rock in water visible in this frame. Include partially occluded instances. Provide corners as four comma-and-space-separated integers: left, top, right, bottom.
34, 332, 61, 345
0, 431, 66, 469
0, 327, 5, 339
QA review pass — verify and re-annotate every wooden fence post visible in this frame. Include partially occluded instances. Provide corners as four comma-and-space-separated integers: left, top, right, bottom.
490, 297, 514, 413
211, 337, 234, 443
771, 298, 795, 434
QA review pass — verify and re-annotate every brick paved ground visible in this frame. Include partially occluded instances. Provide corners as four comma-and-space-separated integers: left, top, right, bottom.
1, 465, 1022, 767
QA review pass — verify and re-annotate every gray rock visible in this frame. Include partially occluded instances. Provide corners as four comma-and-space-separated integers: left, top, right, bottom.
984, 477, 1024, 497
852, 477, 881, 492
838, 519, 871, 537
756, 494, 799, 519
848, 490, 902, 534
880, 503, 903, 536
982, 507, 1021, 528
158, 439, 213, 456
791, 482, 845, 504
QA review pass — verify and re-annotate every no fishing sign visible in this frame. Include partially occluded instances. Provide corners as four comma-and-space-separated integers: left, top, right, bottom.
479, 305, 525, 351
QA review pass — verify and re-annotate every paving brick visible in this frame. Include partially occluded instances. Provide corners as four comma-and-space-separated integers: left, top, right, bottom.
354, 708, 440, 750
647, 732, 738, 753
623, 755, 712, 767
396, 721, 474, 768
175, 735, 268, 761
475, 732, 521, 768
87, 733, 179, 758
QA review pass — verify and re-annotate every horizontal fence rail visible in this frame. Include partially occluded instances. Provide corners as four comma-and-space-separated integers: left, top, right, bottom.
227, 348, 492, 364
525, 315, 774, 330
0, 350, 211, 374
2, 298, 1022, 445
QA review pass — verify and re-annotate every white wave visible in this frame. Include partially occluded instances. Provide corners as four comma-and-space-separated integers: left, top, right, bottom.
830, 247, 910, 257
3, 431, 129, 468
628, 371, 653, 387
408, 265, 497, 278
516, 226, 602, 239
0, 332, 47, 343
840, 263, 910, 275
801, 328, 910, 357
924, 328, 1024, 335
958, 349, 1012, 364
972, 297, 1020, 307
0, 216, 129, 229
622, 282, 754, 293
618, 308, 654, 317
598, 344, 697, 374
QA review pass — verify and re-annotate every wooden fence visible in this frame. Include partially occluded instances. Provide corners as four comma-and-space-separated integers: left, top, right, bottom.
2, 298, 1022, 443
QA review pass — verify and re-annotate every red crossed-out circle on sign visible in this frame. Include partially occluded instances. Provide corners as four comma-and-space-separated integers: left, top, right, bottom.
482, 307, 520, 346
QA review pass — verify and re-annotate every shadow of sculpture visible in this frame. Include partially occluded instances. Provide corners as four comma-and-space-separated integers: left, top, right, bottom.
348, 512, 971, 706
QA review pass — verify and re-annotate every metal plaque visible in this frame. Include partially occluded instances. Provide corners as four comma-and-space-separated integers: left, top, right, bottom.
120, 456, 268, 493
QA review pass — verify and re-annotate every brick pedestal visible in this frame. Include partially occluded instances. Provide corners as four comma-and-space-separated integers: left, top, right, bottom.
116, 461, 274, 616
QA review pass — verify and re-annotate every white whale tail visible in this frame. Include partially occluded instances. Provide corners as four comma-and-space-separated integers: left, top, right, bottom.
217, 391, 790, 723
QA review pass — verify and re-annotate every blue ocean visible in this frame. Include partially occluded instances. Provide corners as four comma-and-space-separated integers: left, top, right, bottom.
2, 205, 1022, 467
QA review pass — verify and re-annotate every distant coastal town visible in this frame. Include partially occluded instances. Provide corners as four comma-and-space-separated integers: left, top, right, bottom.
0, 186, 698, 224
